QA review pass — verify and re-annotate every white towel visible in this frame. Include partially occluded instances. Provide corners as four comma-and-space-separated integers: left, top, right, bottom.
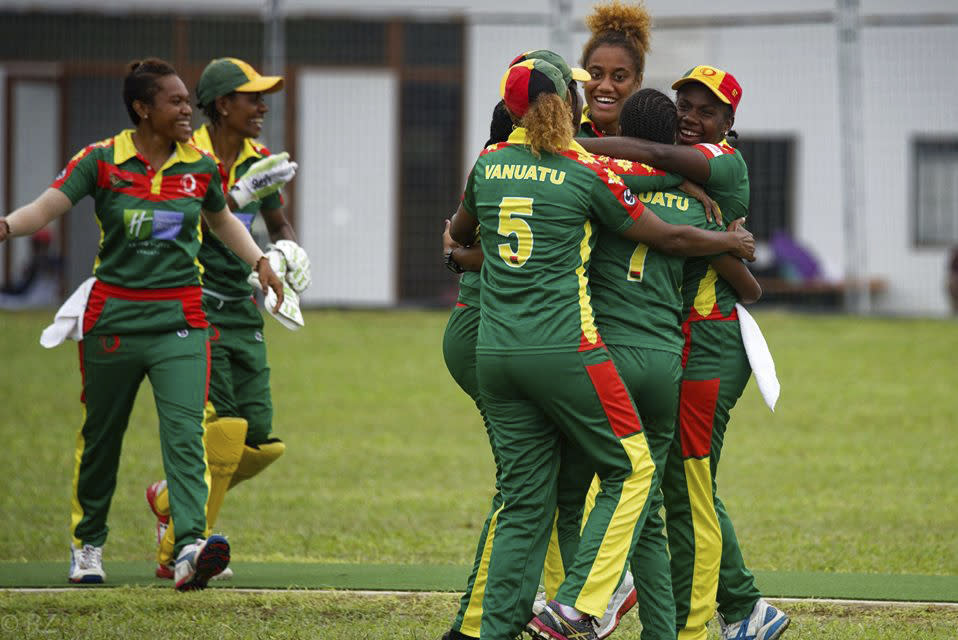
735, 303, 780, 412
40, 277, 96, 348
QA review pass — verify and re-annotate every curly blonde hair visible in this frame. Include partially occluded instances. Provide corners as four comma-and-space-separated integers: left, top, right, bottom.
520, 93, 574, 157
582, 1, 652, 77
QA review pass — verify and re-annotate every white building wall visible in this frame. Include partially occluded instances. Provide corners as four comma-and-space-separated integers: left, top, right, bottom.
3, 1, 955, 313
861, 26, 958, 315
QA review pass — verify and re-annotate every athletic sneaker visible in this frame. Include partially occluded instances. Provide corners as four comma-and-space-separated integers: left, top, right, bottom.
719, 599, 790, 640
593, 571, 637, 639
527, 600, 597, 640
156, 562, 174, 580
158, 560, 232, 581
158, 562, 231, 580
145, 480, 169, 546
173, 535, 230, 591
69, 544, 105, 584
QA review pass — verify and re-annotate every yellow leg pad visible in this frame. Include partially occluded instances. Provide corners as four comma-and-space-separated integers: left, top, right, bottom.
158, 417, 247, 565
204, 417, 249, 530
228, 439, 286, 489
158, 521, 176, 566
154, 486, 171, 517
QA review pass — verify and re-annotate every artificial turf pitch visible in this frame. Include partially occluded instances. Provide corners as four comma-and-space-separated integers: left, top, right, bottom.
1, 563, 955, 603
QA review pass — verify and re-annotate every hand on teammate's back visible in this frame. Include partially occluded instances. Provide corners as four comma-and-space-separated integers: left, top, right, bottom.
678, 180, 722, 225
443, 219, 461, 254
730, 225, 755, 262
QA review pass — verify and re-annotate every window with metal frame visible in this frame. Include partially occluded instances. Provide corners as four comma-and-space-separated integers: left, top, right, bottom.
914, 138, 958, 247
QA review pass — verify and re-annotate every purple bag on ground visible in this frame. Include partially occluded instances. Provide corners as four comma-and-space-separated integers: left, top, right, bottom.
769, 230, 822, 282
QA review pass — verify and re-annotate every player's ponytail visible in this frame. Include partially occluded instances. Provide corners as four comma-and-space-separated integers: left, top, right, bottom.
582, 1, 652, 79
521, 93, 574, 157
123, 58, 177, 125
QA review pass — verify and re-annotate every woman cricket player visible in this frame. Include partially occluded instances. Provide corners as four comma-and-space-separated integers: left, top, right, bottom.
0, 58, 285, 591
580, 66, 791, 640
146, 57, 309, 580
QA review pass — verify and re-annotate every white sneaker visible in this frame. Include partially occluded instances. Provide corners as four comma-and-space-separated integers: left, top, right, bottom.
210, 566, 233, 580
719, 599, 790, 640
173, 535, 230, 591
69, 544, 105, 584
593, 571, 637, 639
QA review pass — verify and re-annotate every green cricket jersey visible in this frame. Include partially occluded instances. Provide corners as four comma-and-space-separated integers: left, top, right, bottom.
591, 177, 722, 355
682, 139, 750, 323
578, 109, 603, 138
52, 129, 227, 335
191, 124, 282, 298
461, 128, 644, 355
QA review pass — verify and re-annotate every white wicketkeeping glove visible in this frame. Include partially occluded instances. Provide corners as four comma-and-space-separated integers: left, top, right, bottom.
247, 249, 305, 330
230, 152, 298, 209
269, 239, 311, 293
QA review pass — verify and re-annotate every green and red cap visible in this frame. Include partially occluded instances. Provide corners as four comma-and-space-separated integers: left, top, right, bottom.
196, 57, 284, 107
509, 49, 590, 85
500, 58, 568, 118
672, 65, 742, 113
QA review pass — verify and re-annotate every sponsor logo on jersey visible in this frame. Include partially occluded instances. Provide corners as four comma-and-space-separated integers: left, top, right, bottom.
623, 189, 636, 206
180, 173, 197, 195
234, 213, 255, 231
254, 330, 264, 342
99, 335, 121, 353
176, 329, 189, 338
123, 209, 185, 241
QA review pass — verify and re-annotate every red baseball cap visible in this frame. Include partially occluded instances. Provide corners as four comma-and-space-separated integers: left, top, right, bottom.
672, 65, 742, 113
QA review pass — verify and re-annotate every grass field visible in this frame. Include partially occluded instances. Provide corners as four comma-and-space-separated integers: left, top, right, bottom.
1, 308, 957, 638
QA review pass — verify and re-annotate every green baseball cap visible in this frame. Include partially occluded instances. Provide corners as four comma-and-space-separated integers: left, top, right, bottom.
500, 58, 568, 118
196, 57, 284, 107
509, 49, 590, 84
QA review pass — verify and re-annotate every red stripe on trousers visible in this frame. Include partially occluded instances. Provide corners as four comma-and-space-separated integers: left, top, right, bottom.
678, 378, 720, 459
585, 359, 643, 438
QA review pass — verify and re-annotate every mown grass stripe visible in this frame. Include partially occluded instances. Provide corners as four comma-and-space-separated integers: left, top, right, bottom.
1, 563, 955, 602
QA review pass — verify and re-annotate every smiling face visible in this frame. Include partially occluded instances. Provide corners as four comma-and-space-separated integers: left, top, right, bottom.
136, 74, 193, 143
675, 82, 734, 146
583, 44, 642, 135
219, 91, 268, 138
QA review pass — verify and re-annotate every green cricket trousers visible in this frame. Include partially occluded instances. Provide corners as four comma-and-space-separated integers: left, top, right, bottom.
476, 347, 655, 640
664, 316, 761, 640
71, 329, 211, 556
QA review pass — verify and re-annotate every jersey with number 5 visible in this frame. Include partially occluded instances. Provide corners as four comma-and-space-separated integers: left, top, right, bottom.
461, 128, 645, 355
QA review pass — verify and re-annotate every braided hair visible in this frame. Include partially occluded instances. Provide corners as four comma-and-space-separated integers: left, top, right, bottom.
619, 88, 676, 144
123, 58, 177, 125
581, 1, 653, 78
485, 100, 513, 147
